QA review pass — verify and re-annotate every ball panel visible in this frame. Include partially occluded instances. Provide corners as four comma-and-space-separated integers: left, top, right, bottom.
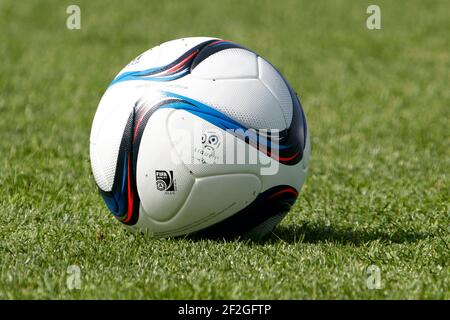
90, 91, 137, 192
257, 56, 293, 127
135, 173, 261, 237
166, 108, 261, 177
191, 48, 258, 79
136, 108, 195, 222
195, 185, 297, 239
172, 77, 288, 130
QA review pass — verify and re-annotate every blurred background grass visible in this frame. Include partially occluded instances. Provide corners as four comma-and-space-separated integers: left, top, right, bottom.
0, 0, 448, 299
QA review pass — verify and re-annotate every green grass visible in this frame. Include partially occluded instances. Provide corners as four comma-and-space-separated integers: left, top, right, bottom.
0, 0, 449, 299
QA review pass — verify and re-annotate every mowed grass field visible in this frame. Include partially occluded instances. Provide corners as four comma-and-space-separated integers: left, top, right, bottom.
0, 0, 449, 299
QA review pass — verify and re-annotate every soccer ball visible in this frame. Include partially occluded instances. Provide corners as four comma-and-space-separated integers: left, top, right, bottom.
90, 37, 310, 238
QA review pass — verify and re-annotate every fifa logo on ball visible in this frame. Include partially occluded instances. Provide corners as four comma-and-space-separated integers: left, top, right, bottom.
155, 170, 176, 192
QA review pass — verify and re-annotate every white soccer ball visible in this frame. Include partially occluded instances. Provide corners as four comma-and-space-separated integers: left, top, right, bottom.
90, 37, 310, 238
